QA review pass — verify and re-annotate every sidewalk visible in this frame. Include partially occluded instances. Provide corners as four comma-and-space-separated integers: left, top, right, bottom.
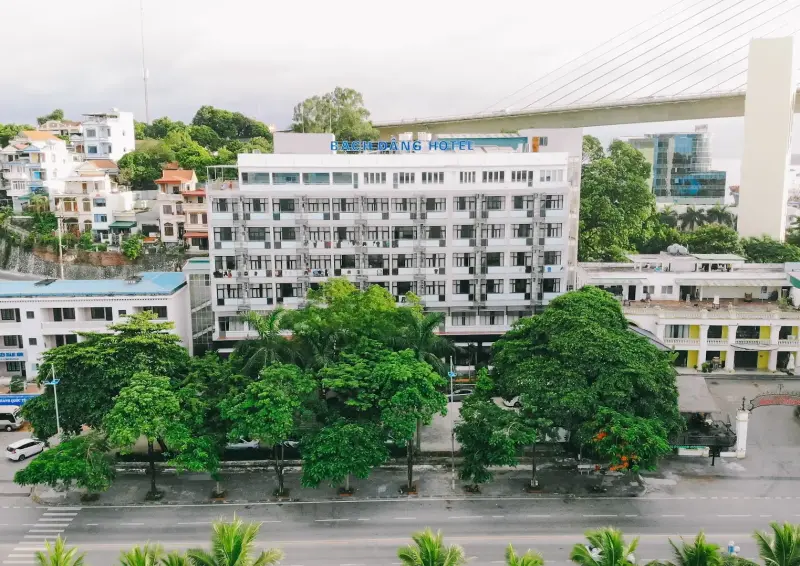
35, 463, 644, 506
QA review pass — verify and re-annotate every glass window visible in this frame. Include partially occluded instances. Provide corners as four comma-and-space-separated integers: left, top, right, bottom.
241, 172, 271, 184
332, 172, 353, 185
545, 195, 564, 209
302, 173, 330, 185
485, 196, 504, 210
273, 173, 300, 185
546, 223, 563, 238
459, 171, 476, 183
144, 306, 168, 319
93, 214, 107, 223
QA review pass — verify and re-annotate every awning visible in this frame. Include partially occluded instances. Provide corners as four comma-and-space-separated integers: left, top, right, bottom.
789, 273, 800, 289
183, 231, 208, 239
182, 190, 206, 196
675, 279, 785, 287
677, 375, 720, 414
109, 221, 137, 229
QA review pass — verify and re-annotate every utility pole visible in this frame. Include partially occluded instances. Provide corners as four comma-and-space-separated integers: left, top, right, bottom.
56, 208, 64, 280
139, 0, 150, 123
448, 368, 456, 491
45, 365, 61, 435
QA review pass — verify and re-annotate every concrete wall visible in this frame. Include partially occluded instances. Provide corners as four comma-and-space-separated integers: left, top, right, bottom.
273, 132, 335, 154
738, 38, 796, 240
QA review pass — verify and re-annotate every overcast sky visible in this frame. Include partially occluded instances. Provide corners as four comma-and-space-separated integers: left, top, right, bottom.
1, 0, 798, 167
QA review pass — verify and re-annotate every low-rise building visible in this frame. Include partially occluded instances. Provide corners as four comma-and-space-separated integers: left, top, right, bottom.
155, 167, 208, 253
0, 131, 76, 210
81, 109, 135, 162
577, 249, 800, 372
37, 119, 83, 153
0, 273, 192, 386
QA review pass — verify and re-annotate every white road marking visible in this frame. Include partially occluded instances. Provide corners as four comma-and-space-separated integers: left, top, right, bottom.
583, 514, 617, 518
527, 514, 551, 518
448, 516, 484, 519
86, 523, 99, 526
718, 514, 751, 518
48, 507, 81, 511
3, 561, 35, 564
315, 519, 349, 522
661, 515, 685, 518
761, 515, 772, 518
492, 515, 505, 518
37, 518, 71, 522
177, 522, 213, 525
625, 515, 639, 518
394, 517, 416, 520
119, 523, 144, 526
27, 530, 63, 534
41, 513, 76, 517
357, 518, 371, 522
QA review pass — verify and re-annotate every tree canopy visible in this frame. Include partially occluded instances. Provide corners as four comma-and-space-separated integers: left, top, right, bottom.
291, 87, 378, 142
0, 123, 36, 147
36, 109, 65, 126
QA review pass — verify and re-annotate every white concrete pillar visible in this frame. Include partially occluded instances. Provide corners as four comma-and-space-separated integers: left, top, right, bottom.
699, 324, 709, 366
736, 409, 750, 459
768, 350, 779, 372
738, 37, 796, 240
726, 325, 738, 371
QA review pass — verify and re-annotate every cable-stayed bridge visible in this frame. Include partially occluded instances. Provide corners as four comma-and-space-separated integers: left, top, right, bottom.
375, 0, 800, 137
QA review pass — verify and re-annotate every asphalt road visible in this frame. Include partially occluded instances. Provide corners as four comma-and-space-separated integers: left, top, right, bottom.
0, 496, 796, 565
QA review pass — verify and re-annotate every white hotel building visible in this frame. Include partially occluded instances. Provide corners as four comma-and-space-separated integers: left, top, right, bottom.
207, 152, 579, 359
577, 251, 800, 372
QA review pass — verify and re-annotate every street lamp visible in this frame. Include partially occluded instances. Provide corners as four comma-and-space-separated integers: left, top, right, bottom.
448, 368, 456, 491
43, 365, 61, 435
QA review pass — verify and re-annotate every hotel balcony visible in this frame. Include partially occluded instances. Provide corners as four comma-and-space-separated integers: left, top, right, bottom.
622, 298, 800, 322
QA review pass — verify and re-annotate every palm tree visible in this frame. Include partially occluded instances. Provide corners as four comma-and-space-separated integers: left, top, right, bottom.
34, 537, 86, 566
186, 516, 284, 566
397, 528, 468, 566
391, 310, 456, 490
658, 206, 679, 228
506, 544, 544, 566
231, 309, 293, 378
119, 544, 165, 566
705, 205, 735, 227
754, 522, 800, 566
666, 532, 722, 566
570, 528, 638, 566
679, 207, 707, 231
160, 553, 190, 566
28, 194, 50, 214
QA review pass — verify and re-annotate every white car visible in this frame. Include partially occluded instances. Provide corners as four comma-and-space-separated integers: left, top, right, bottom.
502, 396, 521, 408
6, 438, 45, 461
226, 438, 260, 450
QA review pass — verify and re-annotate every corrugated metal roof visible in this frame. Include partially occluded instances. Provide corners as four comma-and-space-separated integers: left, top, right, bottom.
0, 272, 185, 298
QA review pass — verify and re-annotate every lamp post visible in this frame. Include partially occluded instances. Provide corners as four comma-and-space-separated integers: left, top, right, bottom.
448, 369, 456, 491
43, 365, 61, 435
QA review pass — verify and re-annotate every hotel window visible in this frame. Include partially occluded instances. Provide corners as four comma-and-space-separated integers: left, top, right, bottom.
513, 224, 532, 238
364, 198, 389, 212
213, 227, 233, 241
363, 172, 387, 184
244, 198, 267, 213
511, 279, 529, 294
302, 172, 330, 185
273, 199, 297, 213
249, 256, 271, 270
425, 253, 446, 268
3, 335, 18, 347
217, 284, 242, 300
425, 226, 445, 239
484, 279, 503, 294
87, 146, 98, 154
453, 253, 475, 267
661, 285, 674, 295
393, 226, 416, 240
308, 227, 331, 242
189, 213, 198, 224
248, 227, 267, 241
511, 170, 533, 182
6, 362, 20, 372
539, 169, 564, 182
544, 251, 562, 265
545, 223, 563, 238
0, 309, 15, 321
273, 173, 300, 185
425, 198, 446, 211
542, 278, 561, 293
249, 284, 271, 299
90, 307, 112, 321
422, 172, 444, 184
424, 281, 446, 296
397, 172, 415, 184
454, 196, 476, 211
485, 196, 505, 210
91, 197, 105, 207
454, 225, 475, 239
481, 311, 504, 326
273, 227, 296, 242
94, 214, 107, 223
241, 172, 270, 184
484, 252, 503, 267
392, 198, 417, 213
366, 226, 390, 242
274, 255, 301, 270
482, 170, 504, 183
332, 198, 356, 212
310, 255, 332, 269
143, 306, 168, 319
332, 172, 353, 185
306, 198, 329, 212
85, 129, 96, 137
212, 199, 231, 213
482, 224, 505, 238
545, 195, 564, 209
215, 256, 236, 271
666, 324, 689, 338
451, 312, 475, 326
643, 285, 655, 295
459, 171, 476, 183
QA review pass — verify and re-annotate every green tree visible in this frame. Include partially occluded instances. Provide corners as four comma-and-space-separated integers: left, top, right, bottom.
122, 232, 144, 260
291, 87, 379, 142
753, 522, 800, 566
579, 140, 655, 261
191, 106, 273, 141
36, 109, 65, 126
506, 544, 545, 566
705, 204, 736, 227
0, 123, 35, 146
582, 134, 605, 164
679, 207, 707, 231
229, 309, 293, 378
134, 121, 147, 140
301, 419, 388, 492
570, 528, 638, 566
186, 516, 283, 566
392, 310, 454, 374
104, 371, 189, 499
397, 528, 468, 566
635, 222, 686, 254
666, 532, 723, 566
118, 141, 175, 190
22, 312, 190, 440
787, 218, 800, 247
686, 224, 743, 255
188, 125, 224, 151
742, 236, 800, 263
160, 553, 190, 566
34, 537, 85, 566
658, 206, 679, 228
143, 117, 187, 139
77, 230, 94, 251
586, 408, 671, 472
221, 363, 315, 495
119, 544, 165, 566
14, 433, 115, 495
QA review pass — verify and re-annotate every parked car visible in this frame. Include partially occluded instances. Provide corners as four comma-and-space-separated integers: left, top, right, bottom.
448, 387, 475, 403
0, 406, 24, 432
226, 438, 260, 450
502, 396, 521, 408
5, 438, 45, 461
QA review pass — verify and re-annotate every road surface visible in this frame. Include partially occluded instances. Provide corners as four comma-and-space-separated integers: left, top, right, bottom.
0, 494, 794, 565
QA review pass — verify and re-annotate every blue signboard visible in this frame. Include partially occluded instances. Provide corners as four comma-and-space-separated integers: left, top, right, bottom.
0, 394, 38, 406
331, 140, 475, 152
0, 351, 24, 359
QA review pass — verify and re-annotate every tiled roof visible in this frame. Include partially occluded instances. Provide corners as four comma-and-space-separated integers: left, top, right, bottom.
86, 159, 118, 170
155, 169, 195, 183
20, 131, 60, 142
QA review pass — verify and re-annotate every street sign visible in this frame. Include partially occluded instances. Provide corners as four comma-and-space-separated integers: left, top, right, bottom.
44, 379, 60, 386
447, 371, 456, 378
0, 394, 38, 406
0, 351, 24, 359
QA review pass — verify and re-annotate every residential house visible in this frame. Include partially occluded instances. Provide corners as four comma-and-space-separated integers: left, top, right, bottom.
156, 167, 208, 253
81, 109, 135, 162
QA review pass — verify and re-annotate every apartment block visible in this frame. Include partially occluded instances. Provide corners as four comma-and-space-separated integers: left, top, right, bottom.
81, 109, 135, 162
155, 167, 208, 253
207, 152, 579, 360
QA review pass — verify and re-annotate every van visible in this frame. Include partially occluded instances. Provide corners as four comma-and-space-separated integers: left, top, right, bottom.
0, 406, 23, 432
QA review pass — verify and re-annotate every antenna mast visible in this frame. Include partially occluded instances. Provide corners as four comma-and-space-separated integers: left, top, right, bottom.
139, 0, 150, 123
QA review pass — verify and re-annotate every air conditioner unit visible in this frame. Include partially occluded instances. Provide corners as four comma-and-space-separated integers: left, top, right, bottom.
439, 267, 445, 275
392, 268, 399, 275
439, 294, 446, 302
468, 266, 475, 275
539, 238, 546, 245
217, 298, 225, 306
420, 213, 427, 220
481, 211, 489, 218
481, 267, 488, 275
525, 266, 532, 274
267, 298, 274, 305
468, 293, 475, 301
334, 269, 342, 276
524, 292, 531, 300
526, 238, 533, 246
480, 294, 487, 301
346, 270, 352, 275
382, 212, 389, 220
382, 268, 390, 276
410, 213, 417, 219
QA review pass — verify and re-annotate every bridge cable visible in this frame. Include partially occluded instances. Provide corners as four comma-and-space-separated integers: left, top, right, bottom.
476, 0, 696, 113
668, 16, 800, 97
613, 0, 794, 100
533, 0, 754, 109
729, 58, 800, 92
